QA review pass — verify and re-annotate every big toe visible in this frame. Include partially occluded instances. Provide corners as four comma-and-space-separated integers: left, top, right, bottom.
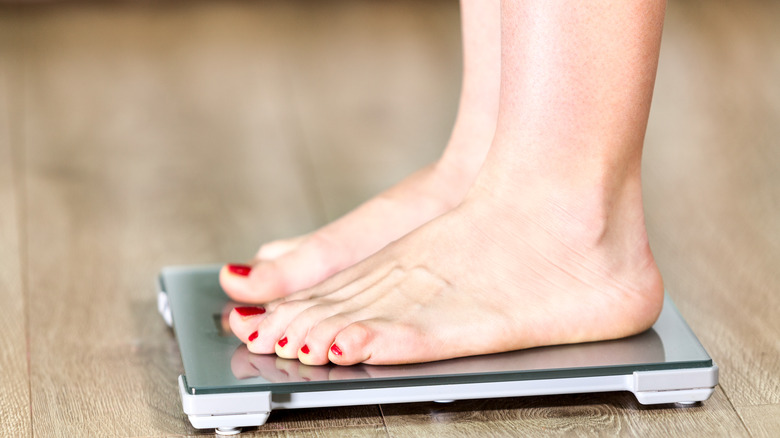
252, 236, 307, 263
220, 236, 347, 303
219, 263, 287, 304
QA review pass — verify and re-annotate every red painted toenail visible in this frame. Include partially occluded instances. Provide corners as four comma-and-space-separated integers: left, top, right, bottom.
278, 337, 288, 348
330, 344, 342, 356
234, 306, 265, 317
227, 264, 252, 276
248, 331, 259, 342
300, 345, 310, 354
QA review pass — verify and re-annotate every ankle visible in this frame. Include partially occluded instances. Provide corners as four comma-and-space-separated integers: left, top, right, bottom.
469, 160, 649, 252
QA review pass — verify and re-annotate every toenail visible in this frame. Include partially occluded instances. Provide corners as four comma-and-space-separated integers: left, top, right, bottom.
227, 264, 252, 276
248, 331, 259, 342
278, 337, 288, 348
300, 345, 310, 354
330, 344, 343, 356
234, 306, 265, 317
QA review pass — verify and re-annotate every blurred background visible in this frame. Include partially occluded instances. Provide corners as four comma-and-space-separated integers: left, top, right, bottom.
1, 0, 778, 436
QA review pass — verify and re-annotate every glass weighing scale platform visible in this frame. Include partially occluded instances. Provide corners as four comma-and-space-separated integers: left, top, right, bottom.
157, 265, 718, 435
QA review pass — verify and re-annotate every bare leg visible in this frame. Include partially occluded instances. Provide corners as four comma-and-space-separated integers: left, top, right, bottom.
231, 0, 667, 366
220, 0, 500, 303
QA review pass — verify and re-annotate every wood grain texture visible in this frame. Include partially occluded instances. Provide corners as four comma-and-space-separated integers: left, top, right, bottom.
382, 388, 748, 437
1, 0, 778, 436
247, 407, 386, 436
203, 424, 389, 438
0, 12, 31, 437
15, 2, 370, 435
644, 0, 780, 410
285, 1, 461, 222
737, 404, 780, 438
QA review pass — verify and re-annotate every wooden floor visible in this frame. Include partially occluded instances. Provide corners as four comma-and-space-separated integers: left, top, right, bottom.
1, 0, 778, 436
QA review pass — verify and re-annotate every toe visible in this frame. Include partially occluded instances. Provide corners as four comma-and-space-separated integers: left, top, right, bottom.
329, 320, 431, 365
297, 343, 324, 366
260, 233, 346, 295
253, 235, 307, 262
327, 322, 375, 366
228, 307, 266, 343
273, 304, 344, 363
219, 263, 288, 304
220, 234, 347, 304
274, 336, 297, 359
256, 299, 321, 356
299, 313, 355, 365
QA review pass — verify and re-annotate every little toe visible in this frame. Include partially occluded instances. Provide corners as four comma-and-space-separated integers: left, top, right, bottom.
329, 321, 428, 366
298, 314, 355, 365
270, 300, 337, 365
327, 322, 376, 366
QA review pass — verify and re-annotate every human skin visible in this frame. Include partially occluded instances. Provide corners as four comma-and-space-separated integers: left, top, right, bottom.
226, 0, 667, 366
219, 0, 501, 304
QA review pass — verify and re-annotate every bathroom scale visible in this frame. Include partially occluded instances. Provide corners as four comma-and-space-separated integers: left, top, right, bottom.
157, 265, 718, 435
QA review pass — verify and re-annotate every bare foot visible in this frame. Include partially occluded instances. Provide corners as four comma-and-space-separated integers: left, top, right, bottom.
219, 148, 488, 304
219, 0, 501, 304
227, 0, 667, 364
228, 160, 665, 365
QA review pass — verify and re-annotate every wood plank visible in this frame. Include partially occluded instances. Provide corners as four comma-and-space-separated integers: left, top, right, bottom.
16, 2, 379, 435
193, 424, 388, 438
9, 0, 778, 436
286, 0, 461, 221
252, 407, 385, 435
643, 0, 780, 410
737, 404, 780, 438
0, 11, 32, 437
382, 388, 747, 437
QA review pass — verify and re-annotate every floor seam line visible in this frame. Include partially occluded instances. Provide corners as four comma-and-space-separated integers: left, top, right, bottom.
718, 383, 755, 437
378, 404, 392, 437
